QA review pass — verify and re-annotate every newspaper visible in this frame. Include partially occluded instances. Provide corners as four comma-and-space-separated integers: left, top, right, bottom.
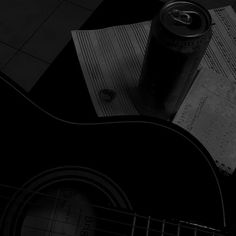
72, 5, 236, 173
173, 68, 236, 174
200, 6, 236, 81
173, 7, 236, 174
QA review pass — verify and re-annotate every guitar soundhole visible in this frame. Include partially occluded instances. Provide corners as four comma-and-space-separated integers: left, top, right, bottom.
0, 163, 224, 236
0, 167, 132, 236
20, 182, 97, 236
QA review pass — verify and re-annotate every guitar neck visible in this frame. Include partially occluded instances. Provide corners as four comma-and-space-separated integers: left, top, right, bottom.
91, 205, 225, 236
130, 215, 224, 236
0, 187, 224, 236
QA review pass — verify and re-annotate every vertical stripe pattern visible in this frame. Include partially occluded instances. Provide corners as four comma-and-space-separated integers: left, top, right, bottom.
72, 6, 236, 117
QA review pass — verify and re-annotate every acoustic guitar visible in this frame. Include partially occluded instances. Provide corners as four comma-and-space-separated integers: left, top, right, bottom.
0, 68, 231, 236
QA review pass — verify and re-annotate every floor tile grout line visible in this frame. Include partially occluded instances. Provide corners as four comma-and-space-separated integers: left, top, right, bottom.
1, 0, 66, 70
0, 51, 50, 70
0, 39, 20, 50
63, 0, 94, 12
19, 50, 51, 65
0, 40, 51, 65
0, 0, 99, 71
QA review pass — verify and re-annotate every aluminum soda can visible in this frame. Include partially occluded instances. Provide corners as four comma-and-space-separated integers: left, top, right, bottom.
138, 0, 212, 120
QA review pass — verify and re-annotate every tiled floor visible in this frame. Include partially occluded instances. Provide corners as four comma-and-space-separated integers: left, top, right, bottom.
0, 42, 17, 68
2, 52, 49, 92
0, 0, 103, 91
22, 1, 93, 63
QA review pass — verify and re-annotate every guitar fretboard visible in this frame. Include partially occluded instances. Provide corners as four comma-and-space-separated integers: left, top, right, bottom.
0, 184, 224, 236
94, 205, 224, 236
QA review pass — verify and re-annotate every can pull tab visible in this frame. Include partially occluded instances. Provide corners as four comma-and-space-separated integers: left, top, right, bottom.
169, 9, 199, 25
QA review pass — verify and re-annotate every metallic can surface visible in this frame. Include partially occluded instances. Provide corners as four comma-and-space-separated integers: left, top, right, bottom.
138, 0, 212, 120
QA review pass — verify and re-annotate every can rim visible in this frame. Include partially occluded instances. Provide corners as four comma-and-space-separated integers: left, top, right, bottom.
160, 0, 212, 38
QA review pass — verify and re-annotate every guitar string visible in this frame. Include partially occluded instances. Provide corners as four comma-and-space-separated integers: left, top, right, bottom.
23, 212, 181, 236
0, 72, 227, 229
17, 214, 225, 236
22, 223, 181, 236
0, 184, 222, 235
23, 224, 126, 236
0, 189, 165, 230
0, 74, 226, 236
0, 183, 165, 224
4, 203, 220, 236
0, 193, 221, 236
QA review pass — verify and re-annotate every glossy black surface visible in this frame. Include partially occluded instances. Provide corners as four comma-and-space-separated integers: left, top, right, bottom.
0, 73, 227, 230
0, 0, 236, 233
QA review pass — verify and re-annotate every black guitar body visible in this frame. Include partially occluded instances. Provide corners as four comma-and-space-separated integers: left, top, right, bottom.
0, 74, 226, 235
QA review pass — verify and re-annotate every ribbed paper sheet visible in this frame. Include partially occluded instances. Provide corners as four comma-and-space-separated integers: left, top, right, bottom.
72, 21, 151, 116
72, 5, 236, 174
72, 5, 236, 117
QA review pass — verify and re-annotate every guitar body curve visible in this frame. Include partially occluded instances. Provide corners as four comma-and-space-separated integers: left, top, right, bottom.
0, 73, 226, 235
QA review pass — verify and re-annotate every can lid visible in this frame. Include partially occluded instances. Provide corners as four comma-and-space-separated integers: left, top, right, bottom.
160, 1, 212, 37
